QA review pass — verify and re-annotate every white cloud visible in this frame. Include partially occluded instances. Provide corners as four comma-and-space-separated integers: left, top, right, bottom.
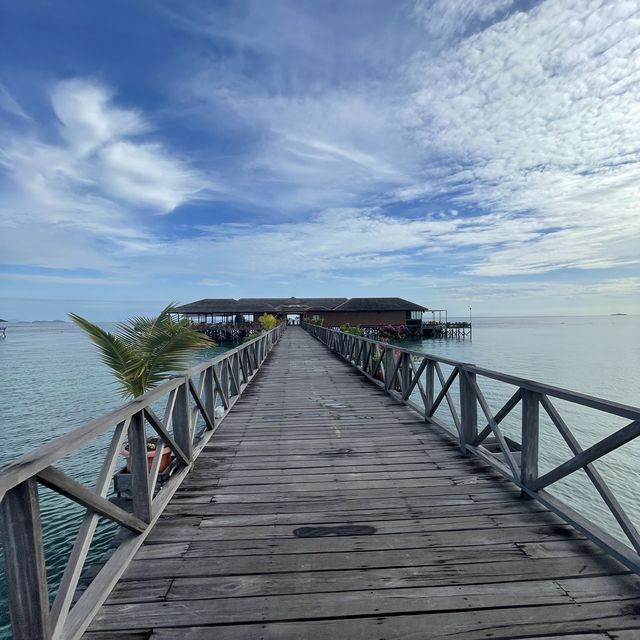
0, 78, 206, 270
99, 141, 204, 211
404, 0, 640, 276
51, 79, 147, 153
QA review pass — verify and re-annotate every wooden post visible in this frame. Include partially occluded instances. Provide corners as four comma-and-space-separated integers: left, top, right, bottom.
221, 359, 230, 399
459, 370, 477, 455
230, 354, 240, 397
384, 347, 394, 391
172, 380, 193, 463
127, 411, 152, 523
0, 479, 51, 640
521, 389, 540, 498
425, 360, 435, 417
203, 367, 215, 427
401, 353, 411, 396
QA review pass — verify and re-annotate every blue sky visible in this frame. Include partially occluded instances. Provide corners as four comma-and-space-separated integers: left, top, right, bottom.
1, 0, 639, 320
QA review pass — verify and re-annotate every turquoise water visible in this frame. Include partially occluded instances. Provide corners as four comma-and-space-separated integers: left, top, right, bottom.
0, 316, 639, 636
0, 322, 229, 638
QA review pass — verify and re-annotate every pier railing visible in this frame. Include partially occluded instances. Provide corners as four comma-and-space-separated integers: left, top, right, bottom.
0, 325, 284, 640
303, 322, 640, 574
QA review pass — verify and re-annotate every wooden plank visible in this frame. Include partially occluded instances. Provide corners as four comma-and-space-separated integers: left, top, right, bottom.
164, 499, 546, 522
91, 579, 571, 628
36, 466, 147, 534
127, 543, 529, 576
145, 522, 581, 551
108, 578, 171, 603
0, 478, 50, 640
146, 598, 640, 639
163, 556, 627, 600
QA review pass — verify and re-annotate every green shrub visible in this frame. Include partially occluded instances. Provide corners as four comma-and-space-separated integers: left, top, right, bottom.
340, 324, 364, 336
258, 313, 278, 331
242, 331, 264, 343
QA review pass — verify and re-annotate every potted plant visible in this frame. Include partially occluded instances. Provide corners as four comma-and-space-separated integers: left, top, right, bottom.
121, 436, 172, 473
69, 304, 214, 472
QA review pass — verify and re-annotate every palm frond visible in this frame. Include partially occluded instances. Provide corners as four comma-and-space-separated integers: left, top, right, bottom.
70, 306, 214, 398
68, 313, 136, 396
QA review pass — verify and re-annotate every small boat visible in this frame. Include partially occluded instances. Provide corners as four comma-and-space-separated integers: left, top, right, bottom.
0, 319, 7, 337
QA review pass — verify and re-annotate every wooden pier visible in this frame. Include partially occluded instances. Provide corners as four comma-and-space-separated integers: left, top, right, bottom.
2, 326, 640, 639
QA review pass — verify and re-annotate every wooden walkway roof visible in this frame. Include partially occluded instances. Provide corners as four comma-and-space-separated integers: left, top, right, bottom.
85, 327, 640, 639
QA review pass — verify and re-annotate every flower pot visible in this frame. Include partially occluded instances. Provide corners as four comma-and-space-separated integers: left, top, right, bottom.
122, 446, 172, 473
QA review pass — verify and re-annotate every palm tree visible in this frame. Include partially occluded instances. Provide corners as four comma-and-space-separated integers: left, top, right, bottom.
69, 304, 214, 398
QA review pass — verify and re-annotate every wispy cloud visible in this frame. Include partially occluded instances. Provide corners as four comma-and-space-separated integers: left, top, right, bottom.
0, 271, 133, 286
0, 83, 31, 120
0, 78, 208, 270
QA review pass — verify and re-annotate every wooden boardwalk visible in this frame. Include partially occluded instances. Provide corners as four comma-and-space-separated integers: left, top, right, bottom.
85, 327, 640, 639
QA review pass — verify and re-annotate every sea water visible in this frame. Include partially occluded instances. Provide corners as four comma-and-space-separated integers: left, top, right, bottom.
0, 316, 638, 636
0, 322, 229, 638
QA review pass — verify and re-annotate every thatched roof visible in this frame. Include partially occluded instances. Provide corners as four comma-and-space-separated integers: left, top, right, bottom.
173, 297, 426, 314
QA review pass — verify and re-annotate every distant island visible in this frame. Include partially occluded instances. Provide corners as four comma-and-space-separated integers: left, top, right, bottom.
611, 313, 628, 316
11, 320, 69, 324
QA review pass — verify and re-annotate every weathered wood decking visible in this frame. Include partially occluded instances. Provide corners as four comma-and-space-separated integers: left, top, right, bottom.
85, 327, 640, 639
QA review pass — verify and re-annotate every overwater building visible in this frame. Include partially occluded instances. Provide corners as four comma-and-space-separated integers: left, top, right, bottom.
172, 297, 427, 329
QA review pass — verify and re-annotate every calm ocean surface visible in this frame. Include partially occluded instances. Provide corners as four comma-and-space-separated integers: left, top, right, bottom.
0, 316, 639, 636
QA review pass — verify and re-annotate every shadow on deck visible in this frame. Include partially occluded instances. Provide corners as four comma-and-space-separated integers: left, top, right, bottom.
85, 327, 640, 639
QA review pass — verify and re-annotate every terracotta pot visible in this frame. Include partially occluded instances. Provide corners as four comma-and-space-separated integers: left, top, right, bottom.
122, 447, 172, 473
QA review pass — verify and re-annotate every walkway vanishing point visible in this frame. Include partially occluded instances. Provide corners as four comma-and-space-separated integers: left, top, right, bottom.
2, 325, 640, 639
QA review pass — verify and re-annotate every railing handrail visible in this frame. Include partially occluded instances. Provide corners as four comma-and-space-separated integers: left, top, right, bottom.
0, 324, 285, 640
304, 325, 640, 420
301, 322, 640, 576
0, 326, 283, 497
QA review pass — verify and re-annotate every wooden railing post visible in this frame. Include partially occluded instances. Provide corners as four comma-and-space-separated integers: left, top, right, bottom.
172, 379, 193, 463
230, 353, 240, 397
0, 478, 51, 640
384, 347, 394, 391
459, 370, 477, 454
400, 353, 411, 396
521, 389, 540, 498
425, 360, 435, 416
203, 367, 215, 427
127, 411, 152, 523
